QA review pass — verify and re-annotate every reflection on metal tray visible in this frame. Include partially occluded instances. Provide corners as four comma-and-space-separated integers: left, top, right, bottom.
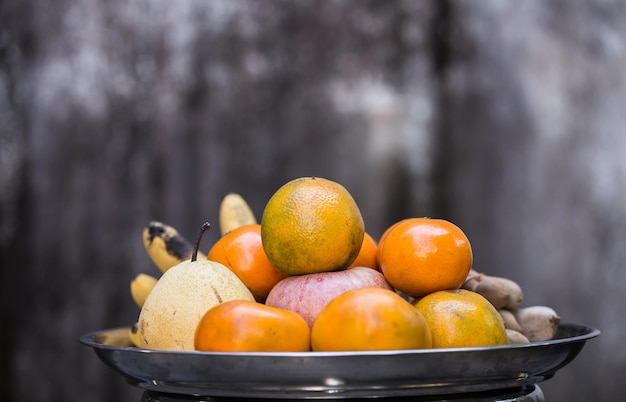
80, 323, 599, 399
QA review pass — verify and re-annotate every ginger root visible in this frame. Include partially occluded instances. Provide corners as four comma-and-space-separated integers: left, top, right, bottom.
512, 306, 561, 342
462, 270, 523, 309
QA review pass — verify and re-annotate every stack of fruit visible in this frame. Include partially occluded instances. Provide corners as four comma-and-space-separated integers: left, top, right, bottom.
129, 177, 561, 352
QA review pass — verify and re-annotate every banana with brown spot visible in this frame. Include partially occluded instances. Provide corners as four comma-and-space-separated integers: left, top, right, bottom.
143, 220, 205, 273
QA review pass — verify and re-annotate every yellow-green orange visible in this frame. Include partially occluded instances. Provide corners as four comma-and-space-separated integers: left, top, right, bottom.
414, 289, 507, 348
261, 177, 364, 276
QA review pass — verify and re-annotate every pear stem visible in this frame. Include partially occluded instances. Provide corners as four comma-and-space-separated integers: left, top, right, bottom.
192, 222, 211, 262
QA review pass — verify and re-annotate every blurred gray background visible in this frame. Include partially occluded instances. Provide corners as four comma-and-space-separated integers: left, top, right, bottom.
0, 0, 623, 401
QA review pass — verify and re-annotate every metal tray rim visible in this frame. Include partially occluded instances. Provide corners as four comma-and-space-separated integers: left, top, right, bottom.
80, 322, 599, 357
80, 323, 599, 398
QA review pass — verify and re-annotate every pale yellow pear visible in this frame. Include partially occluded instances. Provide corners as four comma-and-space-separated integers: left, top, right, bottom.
137, 258, 254, 350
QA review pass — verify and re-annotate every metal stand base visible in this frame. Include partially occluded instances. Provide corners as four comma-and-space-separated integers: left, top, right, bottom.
142, 384, 544, 402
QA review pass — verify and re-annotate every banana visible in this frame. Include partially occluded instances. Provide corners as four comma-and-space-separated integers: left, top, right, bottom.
130, 273, 158, 308
219, 193, 257, 235
129, 323, 141, 347
99, 327, 134, 347
143, 220, 205, 273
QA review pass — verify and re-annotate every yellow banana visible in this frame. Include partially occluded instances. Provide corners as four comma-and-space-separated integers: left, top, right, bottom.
142, 220, 205, 273
99, 327, 134, 347
218, 193, 257, 235
129, 323, 141, 347
130, 273, 158, 308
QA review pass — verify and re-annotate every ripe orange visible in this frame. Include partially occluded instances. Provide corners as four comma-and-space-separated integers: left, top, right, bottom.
311, 288, 432, 351
378, 218, 472, 296
375, 219, 407, 268
261, 177, 365, 276
414, 289, 507, 348
207, 223, 286, 302
347, 232, 379, 270
195, 300, 311, 352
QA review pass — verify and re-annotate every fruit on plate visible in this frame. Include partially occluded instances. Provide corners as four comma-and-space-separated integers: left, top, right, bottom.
378, 218, 473, 297
142, 220, 205, 273
265, 267, 392, 327
261, 176, 364, 276
127, 177, 564, 351
137, 223, 254, 350
347, 232, 379, 270
311, 288, 432, 351
207, 223, 286, 302
195, 300, 310, 352
461, 271, 557, 343
218, 192, 257, 235
128, 323, 141, 347
130, 273, 158, 308
414, 289, 507, 348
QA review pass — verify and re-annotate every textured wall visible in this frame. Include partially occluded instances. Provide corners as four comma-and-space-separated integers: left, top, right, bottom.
438, 2, 625, 399
1, 1, 622, 401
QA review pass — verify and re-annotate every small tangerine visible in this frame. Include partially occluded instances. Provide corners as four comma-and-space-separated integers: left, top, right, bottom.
378, 217, 472, 296
207, 223, 286, 302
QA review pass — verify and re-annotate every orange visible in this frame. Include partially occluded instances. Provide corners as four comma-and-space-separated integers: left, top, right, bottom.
195, 300, 311, 352
378, 218, 472, 296
378, 219, 406, 246
375, 219, 406, 268
207, 223, 286, 302
311, 288, 432, 351
414, 289, 507, 348
347, 232, 379, 270
261, 177, 365, 276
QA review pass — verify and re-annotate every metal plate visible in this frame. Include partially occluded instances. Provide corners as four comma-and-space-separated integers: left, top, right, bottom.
80, 323, 599, 399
